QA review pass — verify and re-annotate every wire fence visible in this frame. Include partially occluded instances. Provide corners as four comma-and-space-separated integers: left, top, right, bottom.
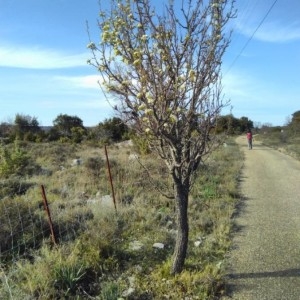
0, 145, 118, 263
0, 184, 95, 262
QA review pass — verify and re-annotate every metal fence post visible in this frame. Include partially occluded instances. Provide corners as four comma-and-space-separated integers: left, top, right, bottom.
104, 145, 117, 211
41, 185, 57, 245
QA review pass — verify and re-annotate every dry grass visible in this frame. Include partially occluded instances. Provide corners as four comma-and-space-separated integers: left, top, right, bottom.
0, 137, 243, 299
256, 129, 300, 161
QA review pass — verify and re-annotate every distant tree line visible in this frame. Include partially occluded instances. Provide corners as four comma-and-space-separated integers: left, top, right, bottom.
0, 112, 258, 145
254, 110, 300, 136
215, 114, 253, 134
0, 114, 130, 145
215, 110, 300, 135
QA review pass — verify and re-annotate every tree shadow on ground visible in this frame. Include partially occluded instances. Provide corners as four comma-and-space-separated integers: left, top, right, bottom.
223, 268, 300, 298
229, 268, 300, 279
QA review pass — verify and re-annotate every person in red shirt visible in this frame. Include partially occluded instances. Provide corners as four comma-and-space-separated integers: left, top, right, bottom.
246, 129, 253, 149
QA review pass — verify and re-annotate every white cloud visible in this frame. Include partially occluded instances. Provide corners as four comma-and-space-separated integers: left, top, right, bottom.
236, 20, 300, 43
54, 75, 101, 89
232, 0, 300, 43
74, 99, 114, 109
38, 98, 111, 109
0, 44, 89, 69
222, 71, 255, 99
256, 21, 300, 42
221, 68, 300, 125
44, 75, 117, 109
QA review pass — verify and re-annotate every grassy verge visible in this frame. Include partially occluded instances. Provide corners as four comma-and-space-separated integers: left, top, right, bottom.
0, 138, 243, 299
255, 129, 300, 161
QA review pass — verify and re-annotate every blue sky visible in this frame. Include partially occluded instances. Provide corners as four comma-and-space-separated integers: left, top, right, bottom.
0, 0, 299, 127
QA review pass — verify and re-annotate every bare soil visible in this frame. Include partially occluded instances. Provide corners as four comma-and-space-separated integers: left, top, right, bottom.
222, 135, 300, 300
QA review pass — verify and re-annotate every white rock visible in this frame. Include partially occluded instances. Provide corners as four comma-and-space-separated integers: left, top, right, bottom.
153, 242, 164, 249
86, 194, 115, 208
194, 240, 202, 247
122, 287, 135, 297
101, 195, 114, 207
134, 265, 143, 273
194, 236, 205, 247
128, 276, 135, 287
71, 158, 82, 166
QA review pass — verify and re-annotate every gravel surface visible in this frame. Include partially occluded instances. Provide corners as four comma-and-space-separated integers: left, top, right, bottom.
222, 136, 300, 300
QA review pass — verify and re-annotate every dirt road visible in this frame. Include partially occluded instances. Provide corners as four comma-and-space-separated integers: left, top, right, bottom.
222, 136, 300, 300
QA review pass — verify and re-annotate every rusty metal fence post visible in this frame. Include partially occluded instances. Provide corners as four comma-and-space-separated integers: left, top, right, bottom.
104, 145, 117, 211
41, 185, 57, 245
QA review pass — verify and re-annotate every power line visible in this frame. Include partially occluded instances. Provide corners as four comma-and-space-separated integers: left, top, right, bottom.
225, 0, 279, 75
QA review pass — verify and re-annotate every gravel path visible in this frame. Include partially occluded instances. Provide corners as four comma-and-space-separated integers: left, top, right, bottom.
222, 135, 300, 300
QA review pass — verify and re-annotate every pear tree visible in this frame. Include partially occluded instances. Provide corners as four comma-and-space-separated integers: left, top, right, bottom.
88, 0, 235, 274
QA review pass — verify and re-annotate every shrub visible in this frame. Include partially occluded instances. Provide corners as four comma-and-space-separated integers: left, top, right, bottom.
0, 143, 30, 178
130, 134, 151, 154
0, 179, 33, 198
14, 245, 84, 298
53, 263, 86, 296
84, 157, 106, 178
100, 282, 121, 300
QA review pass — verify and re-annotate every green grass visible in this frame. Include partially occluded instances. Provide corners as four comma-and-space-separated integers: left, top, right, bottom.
0, 137, 243, 299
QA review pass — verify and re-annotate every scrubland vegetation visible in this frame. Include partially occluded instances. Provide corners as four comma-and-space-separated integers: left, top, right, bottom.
257, 129, 300, 160
256, 110, 300, 160
1, 110, 299, 298
0, 131, 243, 299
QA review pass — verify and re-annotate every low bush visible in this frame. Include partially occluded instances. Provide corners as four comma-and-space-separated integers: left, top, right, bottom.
0, 179, 33, 198
0, 143, 30, 178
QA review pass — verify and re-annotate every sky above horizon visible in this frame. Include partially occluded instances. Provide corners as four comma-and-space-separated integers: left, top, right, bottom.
0, 0, 299, 127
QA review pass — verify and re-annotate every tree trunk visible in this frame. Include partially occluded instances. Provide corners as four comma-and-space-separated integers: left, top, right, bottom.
171, 183, 189, 274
